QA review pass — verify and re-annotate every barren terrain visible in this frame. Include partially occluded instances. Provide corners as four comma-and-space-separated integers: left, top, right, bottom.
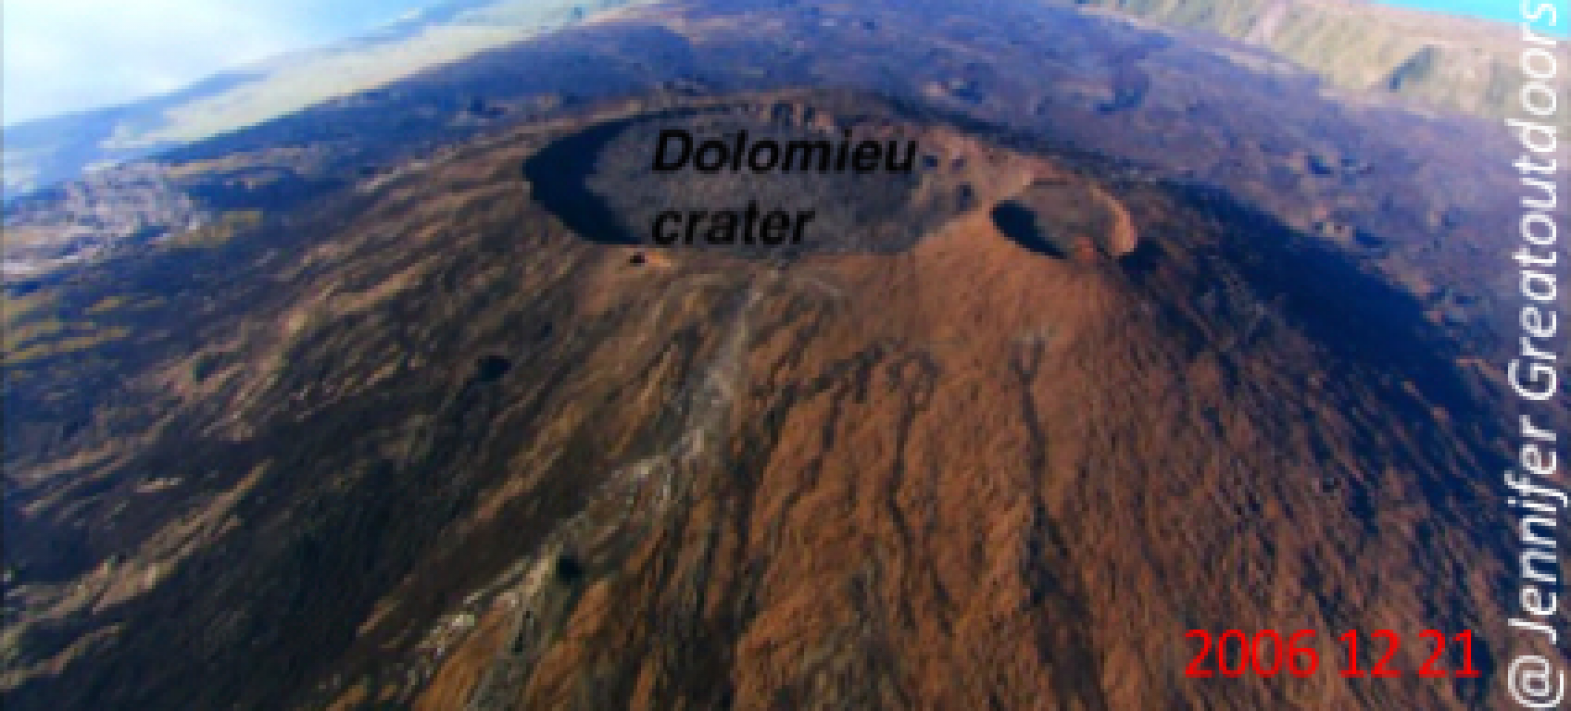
3, 0, 1567, 709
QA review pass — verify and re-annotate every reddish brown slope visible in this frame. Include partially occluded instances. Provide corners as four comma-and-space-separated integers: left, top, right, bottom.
389, 96, 1533, 710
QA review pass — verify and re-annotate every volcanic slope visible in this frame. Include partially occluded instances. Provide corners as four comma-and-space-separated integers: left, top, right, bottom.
3, 1, 1564, 709
414, 95, 1528, 711
2, 85, 1547, 710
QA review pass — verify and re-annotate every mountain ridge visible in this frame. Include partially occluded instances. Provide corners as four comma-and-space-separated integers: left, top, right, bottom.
3, 0, 1563, 202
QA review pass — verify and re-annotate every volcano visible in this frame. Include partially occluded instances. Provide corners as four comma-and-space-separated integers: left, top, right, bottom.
2, 0, 1566, 709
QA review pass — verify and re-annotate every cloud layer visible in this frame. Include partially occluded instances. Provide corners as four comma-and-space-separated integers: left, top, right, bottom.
3, 0, 421, 126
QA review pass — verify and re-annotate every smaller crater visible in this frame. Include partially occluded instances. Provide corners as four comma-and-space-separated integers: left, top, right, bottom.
991, 180, 1139, 262
554, 553, 584, 584
475, 355, 513, 382
990, 201, 1066, 259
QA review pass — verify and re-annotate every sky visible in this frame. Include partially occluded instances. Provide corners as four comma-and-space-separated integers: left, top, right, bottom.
1, 0, 1563, 127
1381, 0, 1568, 26
2, 0, 432, 126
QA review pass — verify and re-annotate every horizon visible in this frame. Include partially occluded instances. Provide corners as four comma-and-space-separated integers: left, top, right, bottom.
1, 0, 1562, 129
2, 0, 432, 128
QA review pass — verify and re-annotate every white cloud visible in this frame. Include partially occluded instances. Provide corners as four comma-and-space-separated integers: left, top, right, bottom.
1, 0, 420, 126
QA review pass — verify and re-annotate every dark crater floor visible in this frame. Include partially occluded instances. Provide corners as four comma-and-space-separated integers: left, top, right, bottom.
522, 100, 971, 257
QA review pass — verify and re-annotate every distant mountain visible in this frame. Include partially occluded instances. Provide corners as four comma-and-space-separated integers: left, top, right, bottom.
4, 0, 1559, 203
1, 0, 649, 200
1072, 0, 1565, 119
